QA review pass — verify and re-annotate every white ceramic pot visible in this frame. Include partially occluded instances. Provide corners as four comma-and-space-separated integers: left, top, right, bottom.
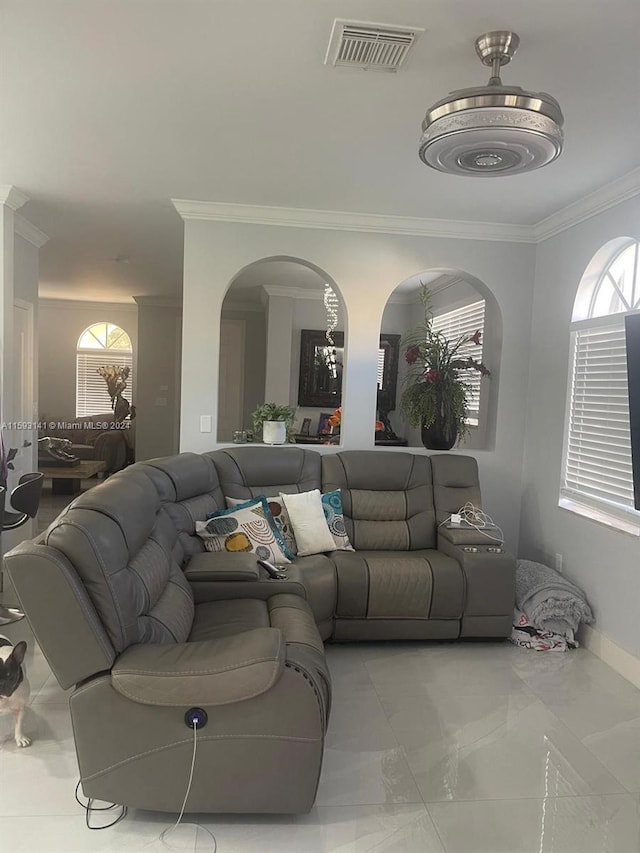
262, 420, 286, 445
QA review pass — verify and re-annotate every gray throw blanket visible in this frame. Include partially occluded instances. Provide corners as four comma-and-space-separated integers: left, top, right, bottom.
516, 559, 594, 638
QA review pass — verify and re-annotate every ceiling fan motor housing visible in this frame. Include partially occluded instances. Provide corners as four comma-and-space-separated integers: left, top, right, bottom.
419, 31, 564, 176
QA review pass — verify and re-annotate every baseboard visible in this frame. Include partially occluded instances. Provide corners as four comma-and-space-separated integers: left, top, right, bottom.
579, 624, 640, 690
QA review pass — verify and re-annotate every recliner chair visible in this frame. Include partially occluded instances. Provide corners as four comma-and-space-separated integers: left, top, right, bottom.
5, 465, 330, 813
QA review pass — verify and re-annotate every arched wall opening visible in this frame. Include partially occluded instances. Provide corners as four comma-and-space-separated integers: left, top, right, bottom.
381, 268, 503, 450
217, 255, 348, 442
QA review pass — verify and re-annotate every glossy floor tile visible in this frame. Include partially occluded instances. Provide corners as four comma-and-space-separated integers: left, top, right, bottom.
194, 805, 445, 852
316, 733, 423, 807
2, 616, 640, 851
3, 496, 640, 851
427, 794, 640, 853
0, 813, 191, 853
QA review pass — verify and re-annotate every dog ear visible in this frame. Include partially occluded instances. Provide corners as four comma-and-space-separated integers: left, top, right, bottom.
10, 641, 27, 666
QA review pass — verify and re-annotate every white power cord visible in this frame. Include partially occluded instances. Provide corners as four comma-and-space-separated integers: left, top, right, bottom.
151, 721, 217, 852
440, 501, 504, 543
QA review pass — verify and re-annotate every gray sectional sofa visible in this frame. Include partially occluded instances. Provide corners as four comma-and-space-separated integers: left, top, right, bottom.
5, 447, 515, 815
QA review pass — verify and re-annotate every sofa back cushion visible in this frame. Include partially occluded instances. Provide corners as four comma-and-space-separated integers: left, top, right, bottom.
137, 453, 226, 566
43, 467, 194, 653
209, 447, 322, 501
322, 451, 436, 550
430, 454, 482, 524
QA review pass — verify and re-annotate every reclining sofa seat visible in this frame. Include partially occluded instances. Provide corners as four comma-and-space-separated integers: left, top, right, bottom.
5, 461, 330, 814
207, 446, 337, 640
201, 447, 514, 640
322, 451, 464, 640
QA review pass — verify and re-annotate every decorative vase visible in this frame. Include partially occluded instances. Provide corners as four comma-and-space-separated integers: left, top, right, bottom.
421, 419, 458, 451
262, 420, 286, 445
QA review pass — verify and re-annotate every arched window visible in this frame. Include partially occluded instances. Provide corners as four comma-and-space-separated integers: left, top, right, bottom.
76, 322, 133, 417
561, 239, 640, 532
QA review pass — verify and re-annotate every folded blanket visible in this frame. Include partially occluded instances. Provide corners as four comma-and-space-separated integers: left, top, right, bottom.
516, 559, 594, 636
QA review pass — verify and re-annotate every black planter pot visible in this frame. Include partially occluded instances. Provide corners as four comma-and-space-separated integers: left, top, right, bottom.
421, 420, 458, 451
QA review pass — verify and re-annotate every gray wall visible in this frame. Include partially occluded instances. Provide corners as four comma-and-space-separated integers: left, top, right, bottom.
3, 230, 40, 549
220, 306, 266, 432
134, 301, 181, 460
519, 194, 640, 658
38, 301, 138, 420
180, 219, 537, 553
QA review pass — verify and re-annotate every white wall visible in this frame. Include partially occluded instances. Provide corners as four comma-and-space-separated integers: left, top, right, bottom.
0, 216, 42, 550
519, 194, 640, 658
180, 219, 536, 552
13, 235, 39, 482
134, 300, 181, 460
38, 301, 138, 420
219, 306, 266, 433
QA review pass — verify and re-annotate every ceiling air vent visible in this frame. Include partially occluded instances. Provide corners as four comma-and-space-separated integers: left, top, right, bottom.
325, 19, 424, 72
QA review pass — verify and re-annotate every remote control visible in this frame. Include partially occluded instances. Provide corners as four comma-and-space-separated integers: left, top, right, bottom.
256, 559, 288, 579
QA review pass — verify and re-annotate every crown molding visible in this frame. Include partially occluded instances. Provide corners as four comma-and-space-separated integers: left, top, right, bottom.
0, 186, 29, 211
387, 291, 420, 305
172, 199, 535, 244
262, 284, 323, 300
533, 166, 640, 242
14, 214, 49, 248
133, 295, 182, 308
39, 297, 137, 311
173, 168, 640, 247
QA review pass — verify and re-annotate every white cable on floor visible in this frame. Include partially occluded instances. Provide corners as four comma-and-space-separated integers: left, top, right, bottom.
155, 721, 217, 852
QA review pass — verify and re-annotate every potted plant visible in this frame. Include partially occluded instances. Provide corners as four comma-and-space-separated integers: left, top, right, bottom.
251, 403, 297, 445
399, 286, 490, 450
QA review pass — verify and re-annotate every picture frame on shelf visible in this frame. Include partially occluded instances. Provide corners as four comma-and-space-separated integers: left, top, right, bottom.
300, 417, 312, 436
317, 412, 333, 436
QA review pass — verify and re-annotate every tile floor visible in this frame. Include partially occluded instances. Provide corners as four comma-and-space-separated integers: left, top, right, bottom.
1, 483, 640, 851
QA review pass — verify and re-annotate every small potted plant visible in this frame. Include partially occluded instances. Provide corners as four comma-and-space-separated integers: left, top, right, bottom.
400, 285, 490, 450
251, 403, 297, 445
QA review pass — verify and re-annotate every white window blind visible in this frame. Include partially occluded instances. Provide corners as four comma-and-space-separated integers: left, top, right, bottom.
377, 348, 385, 389
432, 300, 485, 425
76, 353, 134, 418
563, 321, 634, 508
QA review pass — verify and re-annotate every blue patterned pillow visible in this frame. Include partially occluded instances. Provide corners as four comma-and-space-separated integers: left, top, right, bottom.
226, 494, 297, 559
196, 497, 290, 563
321, 489, 354, 551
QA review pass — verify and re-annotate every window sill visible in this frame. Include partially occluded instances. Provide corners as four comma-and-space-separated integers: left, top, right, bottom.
558, 496, 640, 537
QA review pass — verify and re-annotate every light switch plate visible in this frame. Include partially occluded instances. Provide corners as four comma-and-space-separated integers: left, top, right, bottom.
200, 415, 212, 433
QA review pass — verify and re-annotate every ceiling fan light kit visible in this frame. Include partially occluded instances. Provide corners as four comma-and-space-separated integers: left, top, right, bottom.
419, 31, 564, 177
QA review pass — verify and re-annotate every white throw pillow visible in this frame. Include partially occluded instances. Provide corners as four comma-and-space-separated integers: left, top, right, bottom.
280, 489, 336, 556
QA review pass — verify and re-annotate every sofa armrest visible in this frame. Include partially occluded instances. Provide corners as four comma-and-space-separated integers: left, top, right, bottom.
184, 552, 261, 582
438, 535, 516, 618
438, 525, 504, 547
111, 627, 284, 707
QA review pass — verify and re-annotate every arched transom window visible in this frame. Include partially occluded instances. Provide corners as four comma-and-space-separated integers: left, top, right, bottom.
76, 322, 133, 417
561, 239, 640, 532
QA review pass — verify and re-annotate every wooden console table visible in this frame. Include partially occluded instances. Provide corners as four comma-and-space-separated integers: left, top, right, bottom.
40, 460, 106, 495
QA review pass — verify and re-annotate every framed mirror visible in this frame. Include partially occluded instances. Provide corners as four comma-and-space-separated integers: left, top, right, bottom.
298, 329, 400, 408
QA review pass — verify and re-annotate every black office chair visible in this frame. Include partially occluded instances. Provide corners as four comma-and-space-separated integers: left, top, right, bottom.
0, 472, 44, 625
